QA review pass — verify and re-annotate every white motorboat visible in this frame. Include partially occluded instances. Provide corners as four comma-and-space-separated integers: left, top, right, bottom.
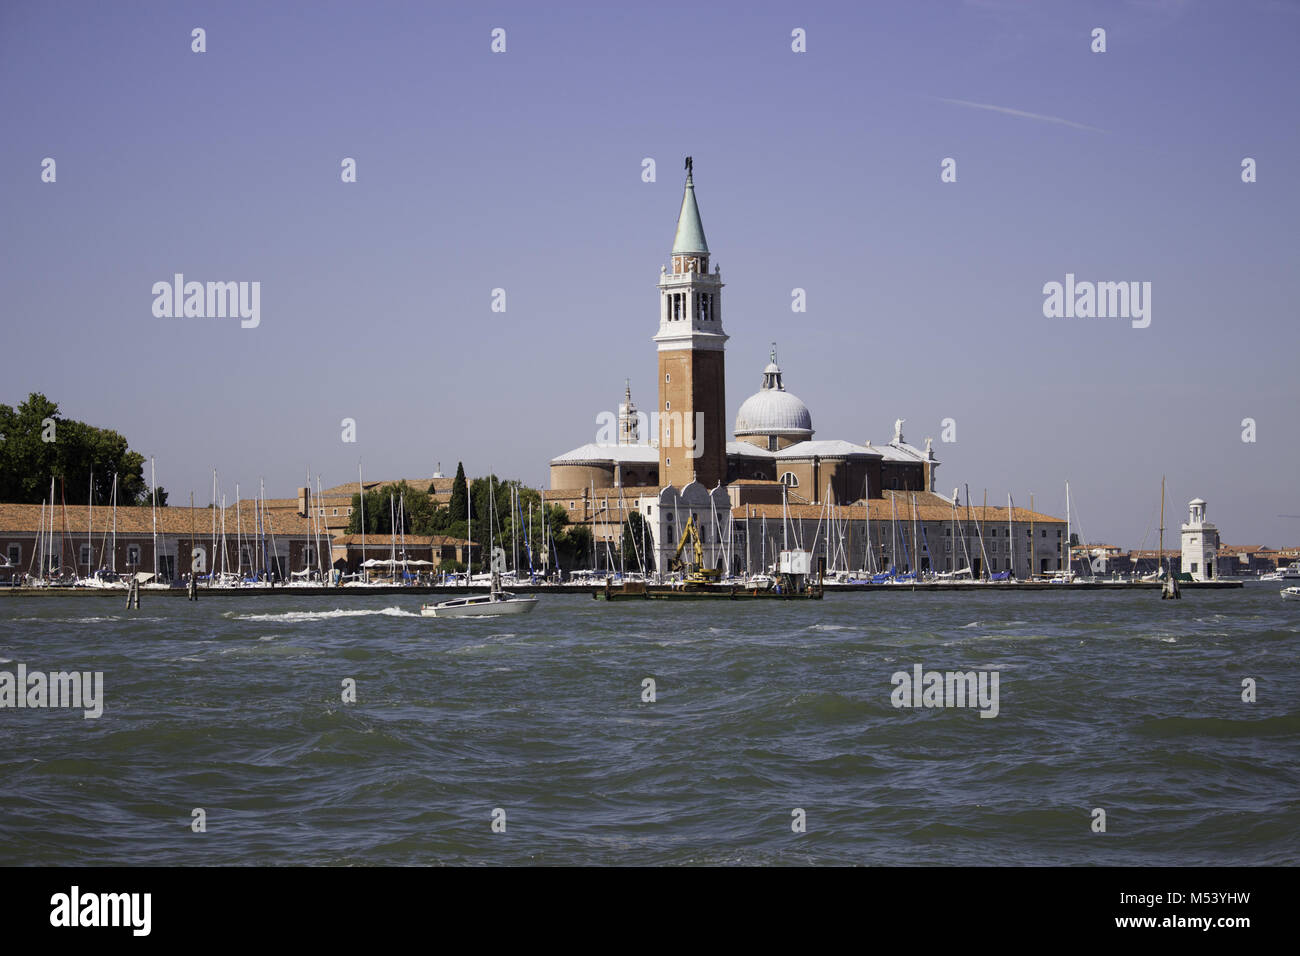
421, 572, 538, 617
1281, 586, 1300, 601
1259, 570, 1283, 582
1280, 562, 1300, 580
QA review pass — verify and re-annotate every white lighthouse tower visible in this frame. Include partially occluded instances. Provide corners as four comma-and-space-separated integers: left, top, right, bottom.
1180, 498, 1219, 581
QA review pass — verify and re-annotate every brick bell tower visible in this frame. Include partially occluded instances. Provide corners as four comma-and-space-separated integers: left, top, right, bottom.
655, 157, 727, 489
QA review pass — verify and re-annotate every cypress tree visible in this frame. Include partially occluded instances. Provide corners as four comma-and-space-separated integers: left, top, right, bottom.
449, 462, 468, 522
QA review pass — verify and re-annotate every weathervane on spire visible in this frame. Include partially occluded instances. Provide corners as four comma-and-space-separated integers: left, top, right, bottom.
685, 156, 693, 176
770, 342, 778, 365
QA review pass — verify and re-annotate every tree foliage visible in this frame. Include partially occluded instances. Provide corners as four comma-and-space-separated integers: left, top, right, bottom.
448, 462, 468, 522
344, 480, 434, 535
0, 393, 164, 505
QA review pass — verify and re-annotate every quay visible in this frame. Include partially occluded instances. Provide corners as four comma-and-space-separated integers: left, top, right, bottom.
0, 579, 1244, 598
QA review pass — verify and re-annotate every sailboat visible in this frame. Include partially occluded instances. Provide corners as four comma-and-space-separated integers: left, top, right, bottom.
421, 476, 538, 616
1159, 476, 1181, 599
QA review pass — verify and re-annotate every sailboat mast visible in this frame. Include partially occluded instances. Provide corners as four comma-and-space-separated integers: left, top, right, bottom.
235, 484, 242, 576
211, 470, 218, 583
1008, 493, 1014, 578
150, 458, 158, 580
1159, 476, 1165, 578
315, 476, 326, 582
1029, 493, 1035, 579
1065, 480, 1071, 579
863, 477, 872, 574
37, 497, 45, 579
86, 469, 93, 578
111, 474, 117, 574
912, 494, 919, 576
782, 483, 789, 553
358, 462, 366, 582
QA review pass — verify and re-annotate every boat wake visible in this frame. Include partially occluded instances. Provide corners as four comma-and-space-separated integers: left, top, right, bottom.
225, 606, 419, 623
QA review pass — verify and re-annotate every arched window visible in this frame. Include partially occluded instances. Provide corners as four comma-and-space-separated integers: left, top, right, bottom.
780, 472, 799, 488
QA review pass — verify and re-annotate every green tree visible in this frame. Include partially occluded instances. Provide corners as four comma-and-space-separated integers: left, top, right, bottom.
448, 462, 468, 522
622, 509, 654, 572
345, 480, 433, 535
0, 393, 157, 505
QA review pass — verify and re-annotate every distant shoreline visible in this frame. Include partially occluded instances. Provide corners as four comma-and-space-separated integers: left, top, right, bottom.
0, 580, 1245, 597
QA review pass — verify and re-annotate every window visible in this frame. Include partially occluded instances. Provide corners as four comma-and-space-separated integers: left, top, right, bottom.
1056, 530, 1061, 537
1042, 530, 1047, 537
7, 544, 20, 565
332, 509, 338, 516
666, 458, 671, 466
991, 528, 997, 537
348, 508, 353, 515
665, 373, 671, 383
127, 545, 141, 566
569, 501, 574, 509
303, 547, 315, 566
945, 540, 951, 552
80, 545, 92, 566
780, 472, 799, 487
318, 508, 324, 516
665, 401, 670, 410
767, 436, 777, 451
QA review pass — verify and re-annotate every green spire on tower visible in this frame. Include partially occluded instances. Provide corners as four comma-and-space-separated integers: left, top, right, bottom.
671, 157, 709, 256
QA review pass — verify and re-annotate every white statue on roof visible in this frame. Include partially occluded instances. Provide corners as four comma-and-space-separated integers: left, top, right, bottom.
892, 418, 905, 444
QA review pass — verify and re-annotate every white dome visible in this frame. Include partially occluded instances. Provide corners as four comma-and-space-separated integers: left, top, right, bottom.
735, 346, 813, 439
735, 388, 813, 437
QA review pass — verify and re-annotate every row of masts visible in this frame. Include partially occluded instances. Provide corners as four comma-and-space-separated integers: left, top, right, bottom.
27, 460, 310, 585
21, 461, 1148, 587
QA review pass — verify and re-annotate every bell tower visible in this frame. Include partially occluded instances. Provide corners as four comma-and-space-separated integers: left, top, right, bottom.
654, 158, 727, 489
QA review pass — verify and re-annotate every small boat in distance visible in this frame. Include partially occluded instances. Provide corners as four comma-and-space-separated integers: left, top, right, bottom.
1281, 586, 1300, 601
421, 571, 538, 617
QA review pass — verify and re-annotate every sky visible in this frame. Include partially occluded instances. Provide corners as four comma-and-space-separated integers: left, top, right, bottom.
2, 0, 1298, 548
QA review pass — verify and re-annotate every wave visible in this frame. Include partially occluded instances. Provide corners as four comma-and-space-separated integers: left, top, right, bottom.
226, 606, 419, 623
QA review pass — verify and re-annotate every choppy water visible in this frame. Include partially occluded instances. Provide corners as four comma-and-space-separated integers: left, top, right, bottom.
1, 584, 1297, 865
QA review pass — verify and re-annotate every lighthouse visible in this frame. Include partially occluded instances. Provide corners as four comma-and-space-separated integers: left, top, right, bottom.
1180, 498, 1219, 581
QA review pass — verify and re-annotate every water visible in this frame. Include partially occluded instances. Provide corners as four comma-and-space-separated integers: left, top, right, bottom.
1, 584, 1297, 865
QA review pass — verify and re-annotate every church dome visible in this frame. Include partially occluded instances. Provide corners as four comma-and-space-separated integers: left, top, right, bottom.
734, 347, 813, 439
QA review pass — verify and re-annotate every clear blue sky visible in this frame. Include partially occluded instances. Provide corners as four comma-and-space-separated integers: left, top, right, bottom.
2, 0, 1297, 548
